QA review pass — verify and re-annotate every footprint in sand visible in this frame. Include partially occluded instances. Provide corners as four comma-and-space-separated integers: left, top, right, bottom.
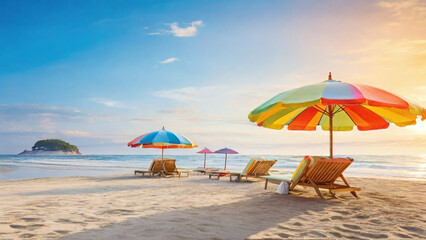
343, 224, 362, 230
299, 230, 327, 238
308, 230, 327, 238
20, 217, 42, 222
196, 227, 208, 233
10, 224, 27, 229
55, 230, 71, 234
292, 222, 303, 226
277, 225, 296, 232
19, 233, 36, 238
330, 215, 343, 220
335, 226, 388, 239
400, 226, 424, 234
369, 219, 382, 224
277, 232, 291, 238
345, 236, 366, 240
55, 218, 87, 226
354, 214, 369, 219
104, 209, 135, 215
334, 210, 349, 215
329, 231, 343, 238
392, 232, 412, 238
27, 224, 45, 231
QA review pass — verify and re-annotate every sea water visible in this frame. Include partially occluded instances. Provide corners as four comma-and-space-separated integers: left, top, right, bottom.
0, 154, 425, 181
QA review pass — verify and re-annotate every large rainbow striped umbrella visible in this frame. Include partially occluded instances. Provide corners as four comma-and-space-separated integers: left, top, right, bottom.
249, 73, 425, 158
128, 127, 197, 159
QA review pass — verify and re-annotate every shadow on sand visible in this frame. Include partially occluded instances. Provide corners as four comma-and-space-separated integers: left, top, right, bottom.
63, 191, 335, 239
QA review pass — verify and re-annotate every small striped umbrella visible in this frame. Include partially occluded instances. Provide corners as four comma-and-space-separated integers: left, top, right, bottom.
249, 73, 425, 158
127, 127, 197, 159
215, 147, 239, 170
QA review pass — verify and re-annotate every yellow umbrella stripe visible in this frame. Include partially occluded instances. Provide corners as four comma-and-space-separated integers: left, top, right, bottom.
363, 106, 418, 127
262, 107, 306, 129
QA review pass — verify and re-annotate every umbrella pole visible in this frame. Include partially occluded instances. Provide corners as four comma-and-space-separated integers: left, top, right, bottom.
204, 153, 206, 168
162, 148, 164, 160
224, 154, 227, 170
329, 105, 334, 159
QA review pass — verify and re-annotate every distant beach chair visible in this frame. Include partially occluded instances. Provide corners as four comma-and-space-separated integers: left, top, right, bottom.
134, 158, 190, 177
193, 167, 222, 175
207, 170, 230, 179
229, 157, 277, 182
160, 159, 190, 178
134, 158, 166, 177
262, 156, 360, 199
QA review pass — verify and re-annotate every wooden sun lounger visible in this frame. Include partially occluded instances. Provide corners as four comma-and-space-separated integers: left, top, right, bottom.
134, 159, 190, 178
160, 159, 190, 178
230, 158, 277, 182
134, 158, 168, 177
193, 167, 221, 175
263, 156, 360, 199
207, 171, 230, 180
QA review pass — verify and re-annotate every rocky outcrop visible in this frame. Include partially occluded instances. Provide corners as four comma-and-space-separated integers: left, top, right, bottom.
18, 139, 81, 155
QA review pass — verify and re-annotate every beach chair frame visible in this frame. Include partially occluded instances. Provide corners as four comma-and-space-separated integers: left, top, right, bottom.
160, 159, 190, 178
264, 157, 360, 199
134, 158, 167, 176
230, 159, 277, 182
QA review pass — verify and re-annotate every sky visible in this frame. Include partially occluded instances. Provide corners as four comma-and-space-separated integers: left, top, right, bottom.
0, 0, 425, 155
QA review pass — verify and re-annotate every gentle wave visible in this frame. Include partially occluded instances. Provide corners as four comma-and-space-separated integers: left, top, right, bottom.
0, 154, 425, 180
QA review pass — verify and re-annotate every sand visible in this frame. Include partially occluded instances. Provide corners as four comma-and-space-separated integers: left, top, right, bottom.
0, 174, 424, 239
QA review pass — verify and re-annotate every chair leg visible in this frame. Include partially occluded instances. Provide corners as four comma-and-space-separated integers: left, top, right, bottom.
350, 191, 359, 199
264, 179, 268, 190
329, 190, 337, 199
308, 178, 325, 199
340, 174, 360, 199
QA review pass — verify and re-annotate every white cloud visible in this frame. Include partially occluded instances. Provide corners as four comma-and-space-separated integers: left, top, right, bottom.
378, 0, 426, 22
60, 130, 89, 137
90, 98, 120, 107
153, 86, 218, 102
159, 57, 180, 64
147, 32, 160, 35
166, 20, 203, 37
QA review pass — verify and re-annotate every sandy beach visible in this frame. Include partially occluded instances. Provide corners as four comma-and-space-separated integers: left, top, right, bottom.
0, 174, 424, 239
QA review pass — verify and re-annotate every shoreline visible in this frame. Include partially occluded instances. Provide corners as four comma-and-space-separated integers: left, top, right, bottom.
1, 154, 424, 181
1, 168, 425, 182
0, 173, 425, 239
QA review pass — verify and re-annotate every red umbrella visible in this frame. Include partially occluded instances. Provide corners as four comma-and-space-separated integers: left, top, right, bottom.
215, 147, 239, 170
197, 147, 215, 168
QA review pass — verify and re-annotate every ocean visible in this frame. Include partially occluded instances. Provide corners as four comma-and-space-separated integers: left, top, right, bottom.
0, 154, 425, 181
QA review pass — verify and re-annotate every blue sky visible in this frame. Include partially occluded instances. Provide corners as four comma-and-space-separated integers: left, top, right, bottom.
1, 0, 425, 155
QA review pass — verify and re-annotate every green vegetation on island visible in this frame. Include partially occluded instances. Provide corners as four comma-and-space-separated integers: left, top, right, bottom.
31, 139, 81, 154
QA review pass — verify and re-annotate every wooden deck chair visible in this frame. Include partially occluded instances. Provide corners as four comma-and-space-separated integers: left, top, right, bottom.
263, 156, 360, 199
160, 159, 190, 178
230, 157, 277, 182
134, 158, 167, 176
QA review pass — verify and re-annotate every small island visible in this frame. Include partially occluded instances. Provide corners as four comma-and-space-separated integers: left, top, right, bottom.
19, 139, 81, 155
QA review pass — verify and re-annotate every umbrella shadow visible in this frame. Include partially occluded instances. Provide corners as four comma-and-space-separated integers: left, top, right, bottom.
63, 193, 334, 239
